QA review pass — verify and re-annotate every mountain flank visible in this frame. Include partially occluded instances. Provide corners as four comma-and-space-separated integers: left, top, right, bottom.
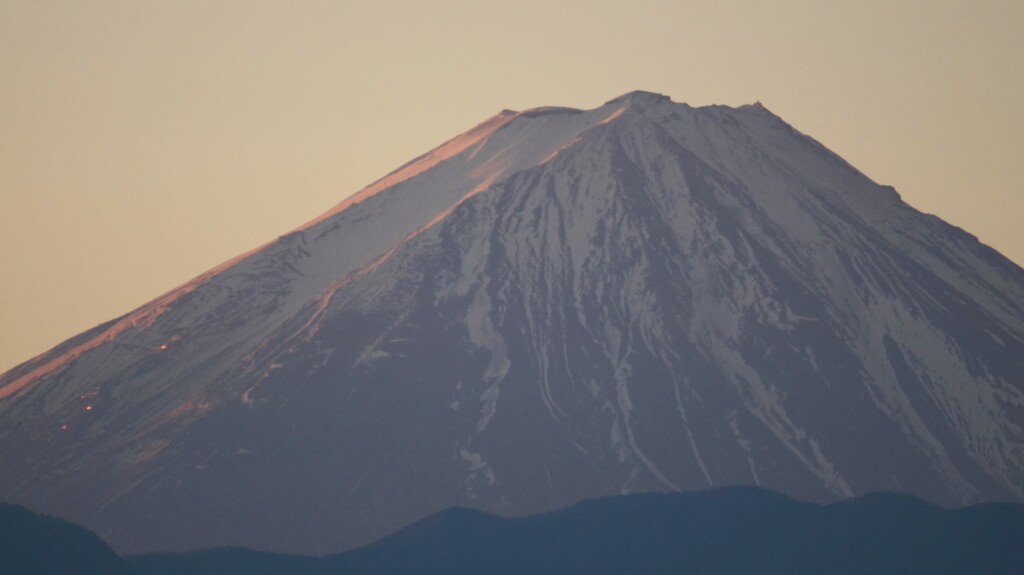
2, 90, 1022, 553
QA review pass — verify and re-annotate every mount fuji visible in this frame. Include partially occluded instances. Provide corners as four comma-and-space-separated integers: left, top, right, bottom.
2, 91, 1022, 554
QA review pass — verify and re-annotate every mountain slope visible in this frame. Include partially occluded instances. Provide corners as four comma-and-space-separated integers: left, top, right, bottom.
2, 91, 1022, 554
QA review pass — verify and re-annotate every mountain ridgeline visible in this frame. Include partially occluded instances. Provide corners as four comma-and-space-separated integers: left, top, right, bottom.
6, 488, 1023, 574
1, 91, 1023, 554
0, 503, 133, 575
131, 487, 1024, 575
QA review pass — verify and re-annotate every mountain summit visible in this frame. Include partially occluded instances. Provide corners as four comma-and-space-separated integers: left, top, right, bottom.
2, 92, 1023, 554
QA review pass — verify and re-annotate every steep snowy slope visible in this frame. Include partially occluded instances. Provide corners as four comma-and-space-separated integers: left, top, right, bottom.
2, 91, 1022, 554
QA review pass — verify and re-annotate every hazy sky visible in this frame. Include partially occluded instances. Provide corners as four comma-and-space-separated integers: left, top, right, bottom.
1, 0, 1021, 374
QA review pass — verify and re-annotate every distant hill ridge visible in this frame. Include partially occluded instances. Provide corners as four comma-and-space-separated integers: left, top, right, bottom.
128, 486, 1024, 575
0, 502, 133, 575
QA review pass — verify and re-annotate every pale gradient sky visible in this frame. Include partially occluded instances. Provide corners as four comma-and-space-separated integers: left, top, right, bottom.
2, 0, 1022, 374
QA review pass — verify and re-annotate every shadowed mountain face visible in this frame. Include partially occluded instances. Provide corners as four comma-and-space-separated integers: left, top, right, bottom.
2, 91, 1023, 554
130, 487, 1024, 575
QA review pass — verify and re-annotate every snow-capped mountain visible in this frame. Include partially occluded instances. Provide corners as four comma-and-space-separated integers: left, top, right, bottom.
2, 91, 1022, 555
